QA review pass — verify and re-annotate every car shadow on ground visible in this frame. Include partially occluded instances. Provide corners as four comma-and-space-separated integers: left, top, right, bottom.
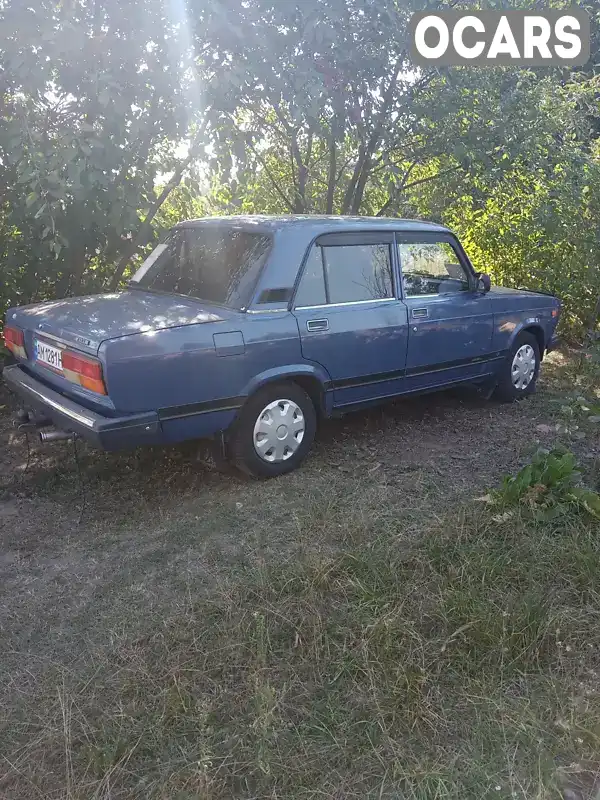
1, 385, 489, 486
1, 374, 549, 550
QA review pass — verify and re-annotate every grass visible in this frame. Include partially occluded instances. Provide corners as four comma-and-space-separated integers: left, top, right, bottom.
1, 348, 600, 799
2, 470, 600, 798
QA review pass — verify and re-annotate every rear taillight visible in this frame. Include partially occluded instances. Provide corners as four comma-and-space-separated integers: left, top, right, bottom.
3, 326, 26, 358
62, 351, 107, 395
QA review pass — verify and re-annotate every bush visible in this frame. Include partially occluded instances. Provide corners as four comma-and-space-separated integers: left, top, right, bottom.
444, 165, 600, 342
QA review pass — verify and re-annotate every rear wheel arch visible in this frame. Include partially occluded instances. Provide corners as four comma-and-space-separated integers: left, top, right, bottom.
240, 368, 330, 418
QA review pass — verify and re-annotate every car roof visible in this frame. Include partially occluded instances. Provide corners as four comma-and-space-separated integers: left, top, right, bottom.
174, 214, 450, 234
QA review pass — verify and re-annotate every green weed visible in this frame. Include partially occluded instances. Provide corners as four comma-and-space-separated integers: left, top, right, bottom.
491, 448, 600, 520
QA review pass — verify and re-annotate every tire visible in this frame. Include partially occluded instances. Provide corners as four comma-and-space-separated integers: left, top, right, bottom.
493, 332, 541, 402
228, 382, 317, 478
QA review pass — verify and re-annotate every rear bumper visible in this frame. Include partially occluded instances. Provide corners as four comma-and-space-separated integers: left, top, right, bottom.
2, 364, 162, 451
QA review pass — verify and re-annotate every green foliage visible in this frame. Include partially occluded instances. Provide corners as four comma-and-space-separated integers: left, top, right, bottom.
1, 0, 599, 343
554, 392, 600, 424
441, 165, 600, 340
492, 448, 600, 520
413, 77, 600, 340
0, 0, 207, 311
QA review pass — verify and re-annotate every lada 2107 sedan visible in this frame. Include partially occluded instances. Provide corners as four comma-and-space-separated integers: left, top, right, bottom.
3, 215, 561, 477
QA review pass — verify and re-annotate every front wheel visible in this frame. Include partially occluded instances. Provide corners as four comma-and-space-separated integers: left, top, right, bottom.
228, 382, 317, 478
494, 332, 541, 402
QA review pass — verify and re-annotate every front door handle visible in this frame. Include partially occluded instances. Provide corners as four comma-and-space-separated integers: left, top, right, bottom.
411, 307, 429, 319
306, 318, 329, 332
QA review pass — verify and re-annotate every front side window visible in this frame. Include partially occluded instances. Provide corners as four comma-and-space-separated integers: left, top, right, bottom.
399, 241, 470, 297
130, 226, 271, 308
295, 242, 393, 306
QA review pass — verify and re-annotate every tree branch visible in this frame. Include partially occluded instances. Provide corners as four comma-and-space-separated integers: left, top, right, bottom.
375, 165, 461, 217
107, 117, 210, 291
326, 113, 340, 214
290, 130, 307, 212
401, 165, 461, 192
343, 58, 404, 214
248, 141, 295, 212
376, 162, 417, 217
344, 67, 439, 214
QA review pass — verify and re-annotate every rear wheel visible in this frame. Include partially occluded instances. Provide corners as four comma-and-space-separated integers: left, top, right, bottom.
494, 332, 540, 402
228, 382, 317, 478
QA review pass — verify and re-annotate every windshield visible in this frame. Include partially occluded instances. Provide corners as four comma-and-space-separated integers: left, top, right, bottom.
130, 226, 272, 308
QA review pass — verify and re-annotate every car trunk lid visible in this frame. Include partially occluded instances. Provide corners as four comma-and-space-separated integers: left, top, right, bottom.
8, 290, 231, 357
6, 290, 233, 404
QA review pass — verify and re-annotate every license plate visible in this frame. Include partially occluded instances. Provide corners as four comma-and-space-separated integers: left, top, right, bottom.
34, 339, 63, 372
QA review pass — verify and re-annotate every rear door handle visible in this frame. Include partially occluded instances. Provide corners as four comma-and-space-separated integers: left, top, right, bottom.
411, 307, 429, 319
306, 318, 329, 332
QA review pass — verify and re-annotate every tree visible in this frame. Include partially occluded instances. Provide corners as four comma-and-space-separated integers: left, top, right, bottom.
1, 0, 598, 341
185, 0, 594, 218
0, 0, 207, 309
412, 77, 600, 339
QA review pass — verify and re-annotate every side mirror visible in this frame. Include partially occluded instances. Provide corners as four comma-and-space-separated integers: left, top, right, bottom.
476, 273, 491, 293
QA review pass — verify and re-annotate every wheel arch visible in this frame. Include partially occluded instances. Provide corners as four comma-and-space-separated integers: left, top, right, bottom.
510, 322, 546, 361
240, 364, 332, 417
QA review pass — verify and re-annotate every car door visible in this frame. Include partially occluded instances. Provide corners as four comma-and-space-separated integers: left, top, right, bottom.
397, 233, 494, 392
292, 232, 409, 408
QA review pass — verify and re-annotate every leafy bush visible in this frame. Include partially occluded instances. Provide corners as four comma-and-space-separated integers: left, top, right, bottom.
491, 448, 600, 520
443, 163, 600, 342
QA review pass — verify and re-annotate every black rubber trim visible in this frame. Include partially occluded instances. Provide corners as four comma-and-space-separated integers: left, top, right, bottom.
332, 351, 507, 390
158, 396, 244, 421
334, 368, 405, 390
335, 371, 497, 410
406, 351, 506, 377
157, 352, 508, 418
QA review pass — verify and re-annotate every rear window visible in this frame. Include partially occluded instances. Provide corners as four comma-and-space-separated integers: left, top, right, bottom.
130, 226, 272, 308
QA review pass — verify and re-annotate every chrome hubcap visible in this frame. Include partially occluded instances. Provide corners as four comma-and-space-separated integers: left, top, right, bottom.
511, 344, 536, 390
253, 399, 305, 463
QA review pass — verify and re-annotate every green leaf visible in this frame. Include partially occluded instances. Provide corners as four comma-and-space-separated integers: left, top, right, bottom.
25, 191, 38, 208
570, 488, 600, 519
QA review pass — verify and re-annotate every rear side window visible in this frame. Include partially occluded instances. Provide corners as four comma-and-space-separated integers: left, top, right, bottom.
325, 244, 393, 303
295, 242, 393, 307
132, 227, 271, 308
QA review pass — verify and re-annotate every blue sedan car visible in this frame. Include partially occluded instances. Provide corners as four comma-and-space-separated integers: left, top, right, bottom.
3, 216, 560, 477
